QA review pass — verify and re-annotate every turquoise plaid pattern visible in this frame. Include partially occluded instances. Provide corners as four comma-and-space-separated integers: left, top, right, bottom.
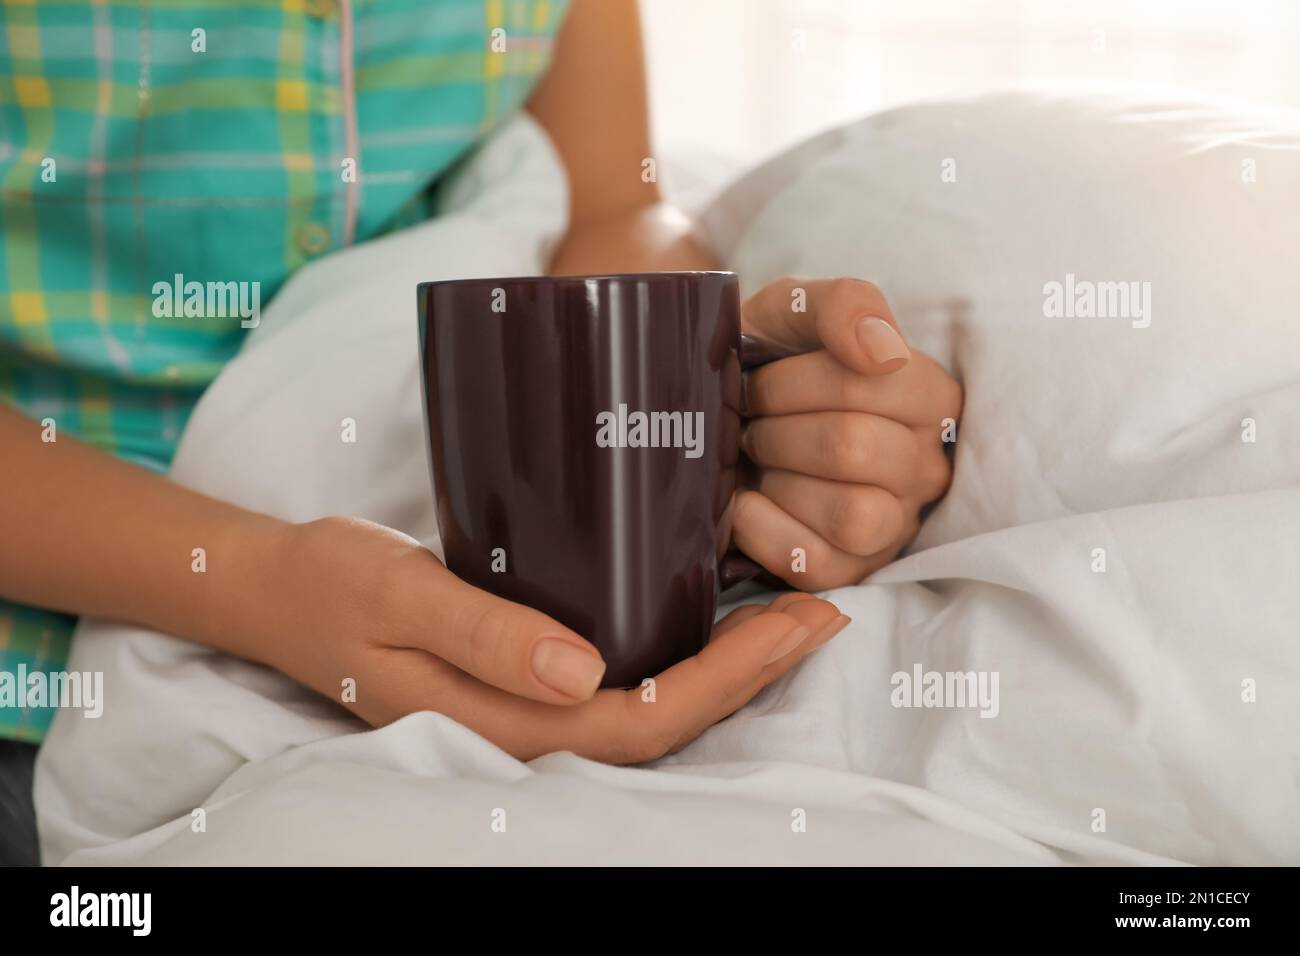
0, 0, 569, 742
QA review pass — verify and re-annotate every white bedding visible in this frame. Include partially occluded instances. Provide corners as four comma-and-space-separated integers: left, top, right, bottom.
36, 92, 1300, 866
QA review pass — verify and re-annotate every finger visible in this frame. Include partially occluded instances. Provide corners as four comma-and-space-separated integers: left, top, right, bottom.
617, 597, 846, 759
359, 648, 597, 757
409, 572, 606, 706
742, 410, 920, 494
711, 601, 767, 637
387, 600, 833, 762
668, 607, 854, 752
742, 276, 909, 376
731, 489, 880, 591
746, 348, 963, 427
767, 590, 827, 612
756, 469, 906, 558
711, 590, 823, 640
368, 598, 850, 765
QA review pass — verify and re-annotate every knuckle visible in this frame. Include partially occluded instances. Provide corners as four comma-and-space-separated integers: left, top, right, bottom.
891, 501, 923, 550
626, 723, 675, 765
869, 497, 909, 556
792, 540, 845, 591
800, 562, 856, 592
617, 694, 677, 764
822, 417, 872, 474
776, 274, 806, 300
368, 556, 427, 639
828, 488, 888, 555
665, 730, 702, 756
716, 669, 756, 711
606, 737, 657, 766
827, 276, 881, 312
918, 445, 953, 501
462, 600, 513, 674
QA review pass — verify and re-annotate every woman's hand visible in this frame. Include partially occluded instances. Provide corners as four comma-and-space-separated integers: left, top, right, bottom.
259, 517, 849, 764
734, 277, 963, 591
532, 7, 961, 590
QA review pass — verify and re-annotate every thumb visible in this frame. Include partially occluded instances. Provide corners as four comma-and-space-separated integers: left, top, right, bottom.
418, 568, 606, 705
741, 276, 910, 377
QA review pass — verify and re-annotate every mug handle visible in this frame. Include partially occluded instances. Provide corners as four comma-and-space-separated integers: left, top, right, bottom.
719, 333, 799, 590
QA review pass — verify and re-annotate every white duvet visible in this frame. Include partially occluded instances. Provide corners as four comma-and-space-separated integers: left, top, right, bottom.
36, 90, 1300, 866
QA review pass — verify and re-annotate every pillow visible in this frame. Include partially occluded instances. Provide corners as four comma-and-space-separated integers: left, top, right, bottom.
703, 88, 1300, 549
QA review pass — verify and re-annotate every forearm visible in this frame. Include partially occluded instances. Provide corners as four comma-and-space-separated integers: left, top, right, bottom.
528, 1, 717, 277
548, 201, 718, 275
0, 403, 282, 664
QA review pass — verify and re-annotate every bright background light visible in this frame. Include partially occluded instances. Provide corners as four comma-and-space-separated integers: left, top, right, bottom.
640, 0, 1300, 170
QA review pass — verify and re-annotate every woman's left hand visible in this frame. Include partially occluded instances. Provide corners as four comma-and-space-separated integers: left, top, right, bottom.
734, 277, 963, 591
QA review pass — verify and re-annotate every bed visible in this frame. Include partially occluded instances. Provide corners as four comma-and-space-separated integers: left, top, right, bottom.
36, 89, 1300, 865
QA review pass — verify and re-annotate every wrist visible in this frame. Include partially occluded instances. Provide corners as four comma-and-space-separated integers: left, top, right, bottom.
185, 509, 292, 668
549, 202, 718, 275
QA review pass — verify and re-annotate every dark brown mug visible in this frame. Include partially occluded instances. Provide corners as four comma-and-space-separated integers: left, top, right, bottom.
417, 272, 786, 687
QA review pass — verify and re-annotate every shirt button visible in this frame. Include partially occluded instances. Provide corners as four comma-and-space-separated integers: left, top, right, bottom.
305, 0, 337, 19
296, 222, 331, 256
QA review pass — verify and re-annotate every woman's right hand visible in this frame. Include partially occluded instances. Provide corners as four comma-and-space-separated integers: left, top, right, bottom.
257, 516, 849, 764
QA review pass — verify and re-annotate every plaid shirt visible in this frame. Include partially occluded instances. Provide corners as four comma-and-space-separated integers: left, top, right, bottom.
0, 0, 568, 742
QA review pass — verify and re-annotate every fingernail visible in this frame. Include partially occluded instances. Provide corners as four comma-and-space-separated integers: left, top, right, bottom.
532, 639, 606, 699
855, 317, 910, 365
765, 625, 811, 666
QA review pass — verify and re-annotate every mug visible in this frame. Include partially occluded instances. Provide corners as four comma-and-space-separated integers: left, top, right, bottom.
417, 272, 786, 687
